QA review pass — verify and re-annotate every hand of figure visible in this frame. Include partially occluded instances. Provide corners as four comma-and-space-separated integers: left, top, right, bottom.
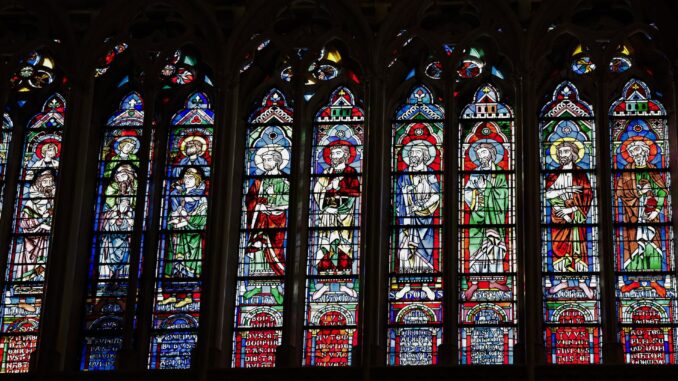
569, 185, 583, 194
646, 211, 659, 221
555, 207, 571, 217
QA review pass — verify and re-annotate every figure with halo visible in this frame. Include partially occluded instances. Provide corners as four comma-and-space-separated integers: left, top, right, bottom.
104, 136, 139, 177
394, 139, 440, 300
545, 139, 594, 298
173, 135, 209, 178
160, 167, 207, 308
312, 140, 360, 300
26, 139, 59, 180
242, 144, 290, 304
616, 137, 667, 296
463, 141, 510, 298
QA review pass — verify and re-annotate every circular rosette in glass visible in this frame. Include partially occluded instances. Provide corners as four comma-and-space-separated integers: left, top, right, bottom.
160, 50, 197, 85
425, 61, 443, 79
10, 51, 55, 91
457, 58, 484, 79
609, 56, 632, 73
571, 56, 596, 75
310, 63, 340, 81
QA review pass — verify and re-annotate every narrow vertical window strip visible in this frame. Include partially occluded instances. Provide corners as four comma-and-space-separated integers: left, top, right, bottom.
232, 89, 293, 368
609, 79, 677, 364
387, 85, 444, 366
303, 87, 364, 366
539, 82, 602, 364
80, 92, 145, 370
458, 84, 517, 364
148, 92, 214, 369
0, 94, 66, 373
0, 114, 13, 216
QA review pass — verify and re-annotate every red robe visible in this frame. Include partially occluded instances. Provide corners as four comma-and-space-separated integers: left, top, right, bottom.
245, 178, 287, 276
545, 167, 593, 272
316, 165, 360, 273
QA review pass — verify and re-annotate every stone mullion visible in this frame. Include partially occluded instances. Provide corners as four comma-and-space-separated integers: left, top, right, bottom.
359, 73, 387, 368
277, 60, 308, 367
37, 71, 96, 373
196, 78, 233, 373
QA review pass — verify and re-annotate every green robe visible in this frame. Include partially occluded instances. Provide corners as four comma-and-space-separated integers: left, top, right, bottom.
617, 166, 667, 271
104, 153, 139, 177
464, 168, 509, 272
166, 185, 207, 278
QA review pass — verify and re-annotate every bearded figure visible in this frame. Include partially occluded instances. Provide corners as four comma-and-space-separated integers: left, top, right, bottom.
544, 140, 594, 298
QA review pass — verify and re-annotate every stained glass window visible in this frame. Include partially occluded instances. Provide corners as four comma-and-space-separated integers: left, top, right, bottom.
80, 92, 145, 370
95, 42, 129, 77
9, 51, 55, 92
232, 89, 293, 368
0, 92, 65, 373
303, 87, 364, 366
570, 45, 596, 75
609, 79, 677, 364
458, 84, 516, 364
0, 114, 13, 214
539, 81, 602, 364
159, 50, 197, 88
148, 92, 214, 369
388, 85, 444, 366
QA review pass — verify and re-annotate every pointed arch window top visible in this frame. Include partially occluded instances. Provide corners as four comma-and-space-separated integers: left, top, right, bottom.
461, 84, 513, 119
610, 79, 666, 116
395, 85, 444, 120
248, 88, 294, 124
171, 92, 214, 125
540, 81, 593, 118
315, 86, 364, 122
29, 93, 66, 129
107, 92, 144, 126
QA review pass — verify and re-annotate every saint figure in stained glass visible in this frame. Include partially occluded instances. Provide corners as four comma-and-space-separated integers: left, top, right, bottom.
311, 137, 361, 300
160, 167, 207, 308
243, 144, 289, 284
463, 141, 509, 273
99, 164, 137, 280
615, 136, 667, 275
544, 140, 594, 298
395, 137, 440, 300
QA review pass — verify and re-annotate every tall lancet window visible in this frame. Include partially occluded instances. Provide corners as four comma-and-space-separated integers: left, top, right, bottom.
232, 89, 293, 367
539, 82, 602, 364
610, 79, 677, 364
80, 92, 145, 370
0, 114, 13, 214
303, 87, 365, 366
0, 51, 65, 373
388, 85, 444, 366
148, 92, 214, 369
458, 84, 517, 364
